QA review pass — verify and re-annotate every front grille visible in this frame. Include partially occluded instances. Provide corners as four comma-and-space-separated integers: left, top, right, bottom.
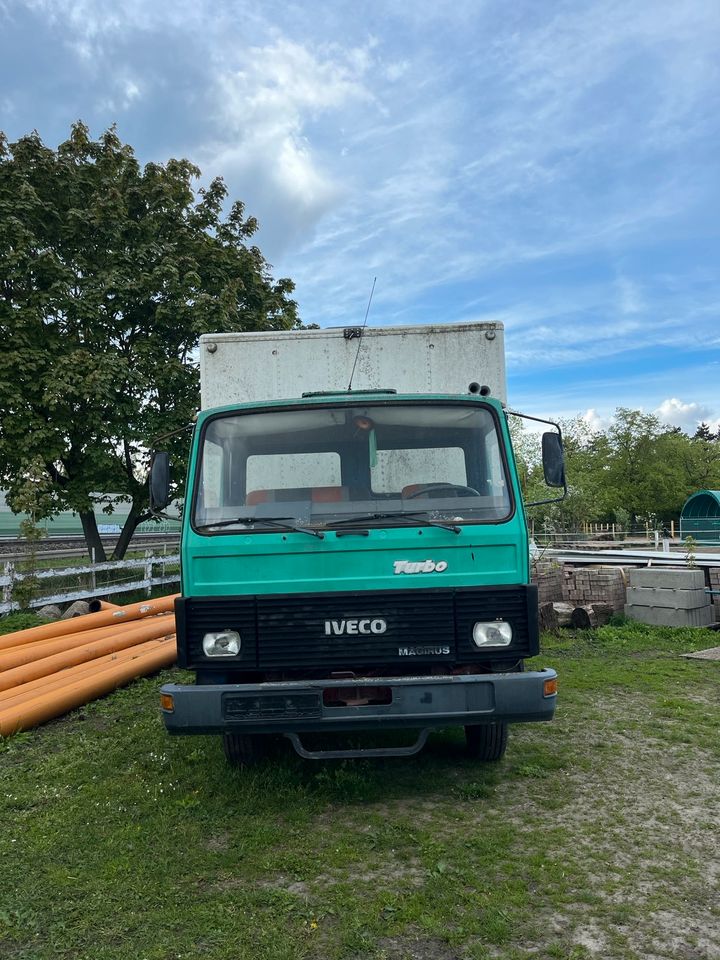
257, 590, 454, 669
179, 585, 537, 670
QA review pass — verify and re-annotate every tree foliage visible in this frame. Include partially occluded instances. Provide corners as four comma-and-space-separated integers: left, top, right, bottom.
516, 408, 720, 531
0, 123, 298, 559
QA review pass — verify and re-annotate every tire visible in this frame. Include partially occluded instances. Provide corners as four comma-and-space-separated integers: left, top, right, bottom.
464, 722, 508, 761
222, 732, 270, 767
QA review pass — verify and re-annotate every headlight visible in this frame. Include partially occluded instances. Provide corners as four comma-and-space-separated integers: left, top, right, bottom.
472, 621, 513, 648
202, 630, 241, 657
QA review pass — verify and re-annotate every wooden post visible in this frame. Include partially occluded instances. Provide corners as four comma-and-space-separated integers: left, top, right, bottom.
144, 550, 153, 598
671, 519, 675, 539
2, 561, 14, 607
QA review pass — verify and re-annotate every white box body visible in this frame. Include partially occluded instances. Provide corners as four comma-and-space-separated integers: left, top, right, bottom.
199, 322, 506, 409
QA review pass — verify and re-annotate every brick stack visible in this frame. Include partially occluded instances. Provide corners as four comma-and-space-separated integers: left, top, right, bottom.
708, 568, 720, 623
563, 566, 627, 612
531, 561, 564, 604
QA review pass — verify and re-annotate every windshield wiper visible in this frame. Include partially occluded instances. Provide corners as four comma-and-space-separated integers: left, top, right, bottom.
332, 511, 461, 534
196, 516, 324, 539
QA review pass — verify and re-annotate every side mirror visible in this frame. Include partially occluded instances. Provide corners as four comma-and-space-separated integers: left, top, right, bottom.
149, 451, 170, 513
541, 432, 565, 488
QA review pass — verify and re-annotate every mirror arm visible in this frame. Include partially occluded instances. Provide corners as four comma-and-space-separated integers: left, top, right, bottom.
151, 421, 194, 445
148, 492, 175, 521
505, 409, 562, 432
505, 409, 568, 506
524, 490, 567, 508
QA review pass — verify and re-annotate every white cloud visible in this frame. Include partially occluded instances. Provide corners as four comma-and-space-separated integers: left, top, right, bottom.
616, 277, 645, 316
98, 77, 142, 113
8, 0, 720, 422
582, 409, 610, 433
272, 0, 720, 330
200, 37, 375, 253
654, 398, 717, 432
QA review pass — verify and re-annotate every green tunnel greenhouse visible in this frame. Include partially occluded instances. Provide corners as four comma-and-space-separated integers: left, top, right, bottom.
680, 490, 720, 544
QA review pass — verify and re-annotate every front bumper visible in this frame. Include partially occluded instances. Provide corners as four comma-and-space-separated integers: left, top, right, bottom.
160, 669, 557, 735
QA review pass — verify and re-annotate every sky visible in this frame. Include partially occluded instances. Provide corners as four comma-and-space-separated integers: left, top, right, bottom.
1, 0, 719, 432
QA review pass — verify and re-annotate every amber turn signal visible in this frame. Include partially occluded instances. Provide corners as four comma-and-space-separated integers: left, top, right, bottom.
543, 677, 558, 698
160, 692, 175, 712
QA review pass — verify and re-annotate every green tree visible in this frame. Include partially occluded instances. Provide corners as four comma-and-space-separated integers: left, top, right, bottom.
518, 408, 710, 532
677, 431, 720, 492
600, 408, 680, 520
513, 415, 609, 530
693, 422, 717, 442
0, 123, 298, 560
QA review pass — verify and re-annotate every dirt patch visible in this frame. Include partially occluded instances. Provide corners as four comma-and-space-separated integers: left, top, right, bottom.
305, 690, 720, 959
372, 934, 462, 959
682, 645, 720, 660
204, 831, 231, 852
203, 685, 720, 958
216, 857, 428, 896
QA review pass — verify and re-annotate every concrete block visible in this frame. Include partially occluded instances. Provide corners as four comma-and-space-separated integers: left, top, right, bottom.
624, 603, 714, 627
628, 568, 705, 590
625, 586, 709, 610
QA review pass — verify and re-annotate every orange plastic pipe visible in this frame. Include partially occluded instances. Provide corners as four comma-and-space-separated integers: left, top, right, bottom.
0, 618, 152, 667
0, 614, 174, 674
0, 594, 179, 651
0, 617, 176, 689
87, 600, 124, 613
0, 639, 177, 736
0, 639, 173, 709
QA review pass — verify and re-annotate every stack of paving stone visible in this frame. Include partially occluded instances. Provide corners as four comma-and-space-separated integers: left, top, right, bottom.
531, 561, 564, 604
625, 568, 714, 627
563, 566, 627, 612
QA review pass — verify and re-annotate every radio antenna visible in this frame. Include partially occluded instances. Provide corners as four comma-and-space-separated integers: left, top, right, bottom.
347, 276, 377, 391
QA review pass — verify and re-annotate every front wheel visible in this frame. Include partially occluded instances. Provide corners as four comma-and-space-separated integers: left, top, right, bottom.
464, 722, 508, 761
222, 733, 271, 767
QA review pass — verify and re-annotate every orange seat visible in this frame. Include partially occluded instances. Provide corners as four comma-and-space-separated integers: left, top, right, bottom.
310, 486, 348, 502
246, 490, 271, 505
246, 486, 349, 504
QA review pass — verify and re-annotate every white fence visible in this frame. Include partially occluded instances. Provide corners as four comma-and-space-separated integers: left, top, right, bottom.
0, 552, 180, 615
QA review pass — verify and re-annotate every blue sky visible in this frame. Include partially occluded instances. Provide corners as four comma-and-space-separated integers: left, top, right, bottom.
2, 0, 719, 431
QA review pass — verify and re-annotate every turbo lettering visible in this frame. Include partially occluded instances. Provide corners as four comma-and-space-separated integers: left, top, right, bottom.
393, 560, 448, 575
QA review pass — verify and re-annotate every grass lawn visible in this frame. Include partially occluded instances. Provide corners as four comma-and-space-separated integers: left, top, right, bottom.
1, 618, 719, 960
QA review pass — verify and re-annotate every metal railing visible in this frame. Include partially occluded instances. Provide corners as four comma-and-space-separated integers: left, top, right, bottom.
0, 552, 180, 615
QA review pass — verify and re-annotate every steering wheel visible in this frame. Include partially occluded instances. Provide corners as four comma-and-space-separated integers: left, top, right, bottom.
406, 483, 481, 499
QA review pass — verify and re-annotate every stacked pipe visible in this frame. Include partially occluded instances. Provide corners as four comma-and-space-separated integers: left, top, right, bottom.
0, 595, 179, 736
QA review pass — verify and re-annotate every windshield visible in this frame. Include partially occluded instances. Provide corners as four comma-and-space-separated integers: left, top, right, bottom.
192, 402, 512, 532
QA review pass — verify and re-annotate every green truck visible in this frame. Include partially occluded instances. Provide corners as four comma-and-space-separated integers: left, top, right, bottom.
152, 323, 563, 765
